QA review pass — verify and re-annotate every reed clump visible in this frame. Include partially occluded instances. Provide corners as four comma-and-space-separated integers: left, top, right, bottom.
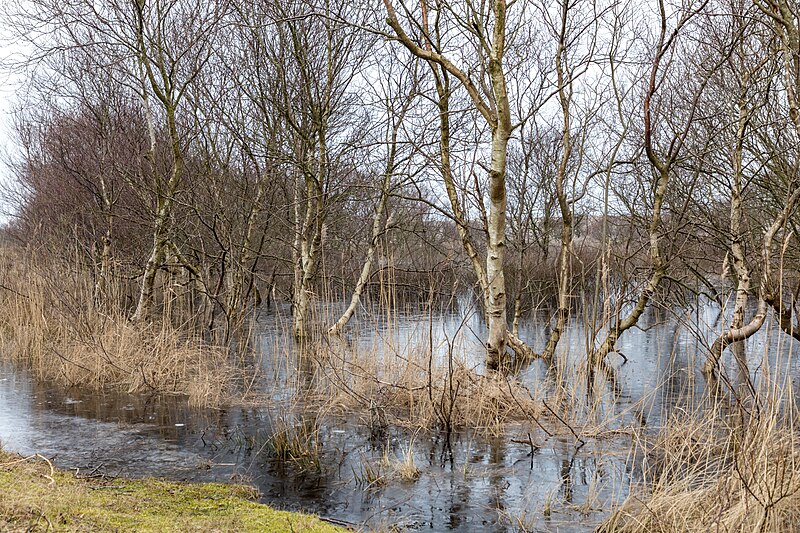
601, 406, 800, 532
262, 414, 322, 472
393, 447, 421, 481
0, 248, 232, 407
311, 337, 544, 434
352, 446, 420, 489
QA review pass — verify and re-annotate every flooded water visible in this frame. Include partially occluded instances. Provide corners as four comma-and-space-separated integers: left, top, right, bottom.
1, 299, 799, 531
1, 363, 631, 531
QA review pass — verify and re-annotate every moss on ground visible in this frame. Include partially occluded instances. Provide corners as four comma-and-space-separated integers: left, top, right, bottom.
0, 450, 348, 532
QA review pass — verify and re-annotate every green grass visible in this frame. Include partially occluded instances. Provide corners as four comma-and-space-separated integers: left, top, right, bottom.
0, 450, 348, 532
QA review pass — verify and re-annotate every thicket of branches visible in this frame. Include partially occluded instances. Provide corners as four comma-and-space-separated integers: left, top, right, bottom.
3, 0, 800, 378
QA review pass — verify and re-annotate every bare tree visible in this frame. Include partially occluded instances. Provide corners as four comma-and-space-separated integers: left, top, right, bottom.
384, 0, 536, 367
248, 0, 369, 340
328, 55, 418, 335
590, 0, 713, 384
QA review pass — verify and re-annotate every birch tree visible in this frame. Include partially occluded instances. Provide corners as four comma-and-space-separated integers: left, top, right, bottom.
589, 0, 713, 383
327, 56, 418, 335
702, 0, 800, 378
755, 0, 800, 342
384, 0, 531, 367
128, 0, 228, 322
248, 0, 368, 340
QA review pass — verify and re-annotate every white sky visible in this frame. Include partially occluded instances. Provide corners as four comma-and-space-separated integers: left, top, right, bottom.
0, 28, 26, 226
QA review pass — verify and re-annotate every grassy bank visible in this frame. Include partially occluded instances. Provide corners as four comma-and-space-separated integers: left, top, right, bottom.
0, 449, 347, 532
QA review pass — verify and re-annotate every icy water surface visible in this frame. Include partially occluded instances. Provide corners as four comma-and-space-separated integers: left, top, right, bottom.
0, 364, 630, 531
2, 300, 799, 531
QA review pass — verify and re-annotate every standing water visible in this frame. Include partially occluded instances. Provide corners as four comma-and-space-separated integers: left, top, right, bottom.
1, 301, 796, 531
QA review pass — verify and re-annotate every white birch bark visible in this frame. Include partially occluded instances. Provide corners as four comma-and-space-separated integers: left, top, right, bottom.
130, 3, 185, 323
385, 0, 526, 367
327, 94, 409, 335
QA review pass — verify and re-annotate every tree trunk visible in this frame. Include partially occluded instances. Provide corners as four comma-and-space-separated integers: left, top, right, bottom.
131, 208, 169, 322
541, 14, 574, 364
703, 186, 800, 377
385, 0, 531, 367
486, 126, 510, 368
130, 7, 184, 323
293, 131, 325, 341
703, 98, 754, 380
328, 155, 392, 336
94, 221, 113, 304
434, 74, 489, 309
485, 2, 512, 368
224, 171, 268, 339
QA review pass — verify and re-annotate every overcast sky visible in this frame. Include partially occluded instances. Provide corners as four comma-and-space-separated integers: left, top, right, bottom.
0, 29, 26, 225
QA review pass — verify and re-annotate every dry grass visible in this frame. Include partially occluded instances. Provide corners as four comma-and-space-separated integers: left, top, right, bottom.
601, 405, 800, 533
393, 443, 421, 482
352, 445, 421, 489
0, 244, 618, 441
0, 244, 554, 428
0, 247, 233, 407
304, 335, 546, 435
261, 413, 323, 472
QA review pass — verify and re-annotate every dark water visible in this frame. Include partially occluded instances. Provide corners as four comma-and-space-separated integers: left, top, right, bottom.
0, 365, 629, 531
1, 300, 799, 531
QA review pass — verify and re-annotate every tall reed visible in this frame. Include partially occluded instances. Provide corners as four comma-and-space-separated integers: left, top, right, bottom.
0, 247, 232, 407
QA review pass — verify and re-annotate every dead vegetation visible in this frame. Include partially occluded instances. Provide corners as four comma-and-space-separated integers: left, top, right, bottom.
601, 403, 800, 533
0, 248, 232, 407
0, 245, 622, 451
286, 331, 548, 437
0, 245, 555, 432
